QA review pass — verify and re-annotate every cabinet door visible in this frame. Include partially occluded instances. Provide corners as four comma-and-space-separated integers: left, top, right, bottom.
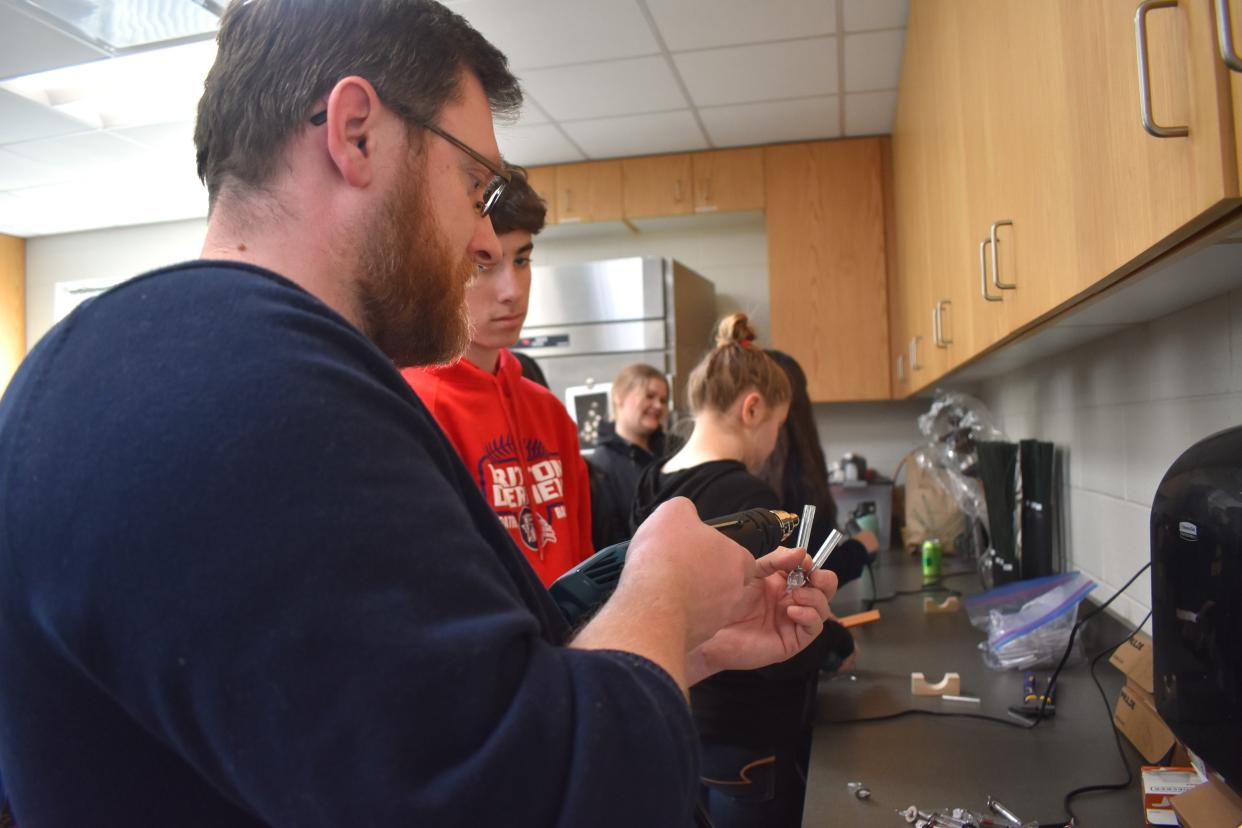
692, 148, 765, 213
0, 234, 24, 394
556, 161, 623, 223
622, 154, 693, 218
1058, 0, 1238, 293
1224, 0, 1242, 178
949, 0, 1081, 354
765, 140, 891, 402
891, 0, 955, 393
523, 165, 558, 226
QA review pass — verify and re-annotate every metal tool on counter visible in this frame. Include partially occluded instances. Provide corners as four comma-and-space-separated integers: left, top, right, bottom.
550, 507, 799, 626
895, 798, 1073, 828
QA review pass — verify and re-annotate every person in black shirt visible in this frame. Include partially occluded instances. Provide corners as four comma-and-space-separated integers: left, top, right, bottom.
630, 313, 834, 828
589, 363, 671, 548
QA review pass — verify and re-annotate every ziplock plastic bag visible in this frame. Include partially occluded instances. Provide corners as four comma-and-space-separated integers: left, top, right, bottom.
964, 572, 1096, 670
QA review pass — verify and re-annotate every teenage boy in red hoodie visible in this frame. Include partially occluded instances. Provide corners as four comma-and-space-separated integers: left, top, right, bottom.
404, 171, 592, 586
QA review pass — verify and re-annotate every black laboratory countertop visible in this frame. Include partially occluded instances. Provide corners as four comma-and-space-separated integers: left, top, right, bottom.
803, 548, 1146, 828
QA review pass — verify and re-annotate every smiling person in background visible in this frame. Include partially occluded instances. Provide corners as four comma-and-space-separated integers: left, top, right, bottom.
588, 363, 672, 548
404, 169, 593, 586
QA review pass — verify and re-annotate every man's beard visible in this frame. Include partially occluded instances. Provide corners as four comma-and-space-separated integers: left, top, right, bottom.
354, 154, 476, 368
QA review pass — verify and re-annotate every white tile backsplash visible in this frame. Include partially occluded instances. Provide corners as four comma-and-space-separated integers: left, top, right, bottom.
1137, 296, 1232, 401
1123, 393, 1239, 506
1231, 287, 1242, 393
973, 292, 1242, 626
1071, 404, 1127, 499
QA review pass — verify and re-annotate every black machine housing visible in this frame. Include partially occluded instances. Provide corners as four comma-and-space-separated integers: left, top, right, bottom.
1151, 425, 1242, 794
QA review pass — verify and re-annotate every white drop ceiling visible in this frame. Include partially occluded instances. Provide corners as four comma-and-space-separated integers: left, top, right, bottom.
0, 0, 907, 238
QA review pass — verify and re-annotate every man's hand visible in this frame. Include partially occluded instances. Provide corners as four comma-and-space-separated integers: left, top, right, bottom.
684, 546, 837, 685
569, 498, 756, 692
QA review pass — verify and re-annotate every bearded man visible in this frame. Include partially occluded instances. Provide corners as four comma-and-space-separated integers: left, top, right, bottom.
0, 2, 836, 826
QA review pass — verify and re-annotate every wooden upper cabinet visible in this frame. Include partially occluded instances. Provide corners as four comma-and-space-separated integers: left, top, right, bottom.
0, 234, 25, 395
1057, 0, 1239, 293
692, 148, 765, 213
765, 139, 891, 402
622, 154, 693, 218
1231, 0, 1242, 180
556, 160, 623, 223
523, 165, 558, 226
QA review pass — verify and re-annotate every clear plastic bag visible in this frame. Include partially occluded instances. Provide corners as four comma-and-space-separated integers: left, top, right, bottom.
913, 391, 1006, 526
964, 572, 1096, 670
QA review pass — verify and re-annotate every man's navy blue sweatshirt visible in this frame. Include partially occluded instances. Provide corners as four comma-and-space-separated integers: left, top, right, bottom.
0, 262, 698, 827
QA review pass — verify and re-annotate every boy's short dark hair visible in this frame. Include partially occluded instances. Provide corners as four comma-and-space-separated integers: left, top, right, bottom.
489, 166, 547, 236
194, 0, 521, 206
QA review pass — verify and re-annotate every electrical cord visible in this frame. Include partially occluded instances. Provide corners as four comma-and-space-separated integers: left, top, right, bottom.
1061, 610, 1152, 823
863, 559, 964, 610
828, 561, 1154, 739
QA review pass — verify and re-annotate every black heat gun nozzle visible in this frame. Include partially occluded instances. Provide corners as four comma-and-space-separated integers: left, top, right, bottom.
549, 507, 800, 627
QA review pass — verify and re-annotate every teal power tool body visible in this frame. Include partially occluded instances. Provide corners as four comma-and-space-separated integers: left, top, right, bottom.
550, 508, 799, 627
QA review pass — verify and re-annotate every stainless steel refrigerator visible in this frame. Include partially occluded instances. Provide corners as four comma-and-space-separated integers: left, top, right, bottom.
513, 256, 716, 450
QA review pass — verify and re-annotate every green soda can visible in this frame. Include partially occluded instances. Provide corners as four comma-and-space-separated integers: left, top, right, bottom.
921, 538, 943, 580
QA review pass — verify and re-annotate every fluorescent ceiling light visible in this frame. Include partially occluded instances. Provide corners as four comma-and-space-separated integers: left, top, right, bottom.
12, 0, 223, 54
0, 38, 216, 129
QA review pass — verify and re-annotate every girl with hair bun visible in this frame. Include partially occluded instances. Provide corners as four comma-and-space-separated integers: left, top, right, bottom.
628, 313, 830, 828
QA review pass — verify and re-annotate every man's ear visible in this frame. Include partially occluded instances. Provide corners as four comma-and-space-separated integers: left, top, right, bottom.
323, 76, 383, 188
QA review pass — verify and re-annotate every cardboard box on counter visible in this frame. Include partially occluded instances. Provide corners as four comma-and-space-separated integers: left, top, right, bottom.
1110, 630, 1155, 693
1171, 773, 1242, 828
1143, 766, 1204, 827
1112, 632, 1183, 764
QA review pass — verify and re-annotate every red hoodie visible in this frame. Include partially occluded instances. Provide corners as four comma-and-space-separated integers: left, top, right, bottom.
403, 350, 593, 586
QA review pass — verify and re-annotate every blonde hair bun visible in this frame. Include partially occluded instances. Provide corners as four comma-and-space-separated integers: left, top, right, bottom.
715, 312, 757, 349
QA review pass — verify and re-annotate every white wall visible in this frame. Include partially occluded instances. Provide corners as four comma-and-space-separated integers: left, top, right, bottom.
537, 213, 773, 339
25, 218, 206, 350
812, 400, 927, 480
966, 289, 1242, 631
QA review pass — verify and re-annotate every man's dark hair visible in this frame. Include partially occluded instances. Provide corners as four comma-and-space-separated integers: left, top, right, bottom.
489, 166, 546, 236
194, 0, 521, 206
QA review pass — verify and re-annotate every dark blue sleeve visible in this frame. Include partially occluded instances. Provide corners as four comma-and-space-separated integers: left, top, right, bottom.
0, 266, 698, 827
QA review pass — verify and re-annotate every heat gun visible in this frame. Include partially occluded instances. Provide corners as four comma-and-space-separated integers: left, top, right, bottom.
550, 507, 799, 627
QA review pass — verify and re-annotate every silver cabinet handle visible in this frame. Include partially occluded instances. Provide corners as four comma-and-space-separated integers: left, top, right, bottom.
990, 220, 1016, 289
934, 299, 953, 347
896, 353, 905, 382
980, 239, 1002, 301
1136, 0, 1190, 137
1216, 0, 1242, 71
909, 335, 923, 371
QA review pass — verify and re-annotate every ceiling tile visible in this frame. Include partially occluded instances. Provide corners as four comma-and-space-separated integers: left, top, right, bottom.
562, 110, 707, 159
521, 56, 686, 121
843, 0, 908, 32
0, 147, 67, 190
843, 90, 897, 135
450, 0, 658, 70
496, 123, 585, 166
5, 162, 207, 237
699, 96, 840, 147
4, 131, 152, 176
0, 8, 109, 81
504, 101, 549, 127
0, 88, 93, 145
0, 192, 25, 235
646, 0, 834, 51
843, 29, 905, 92
109, 120, 197, 163
674, 38, 836, 107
